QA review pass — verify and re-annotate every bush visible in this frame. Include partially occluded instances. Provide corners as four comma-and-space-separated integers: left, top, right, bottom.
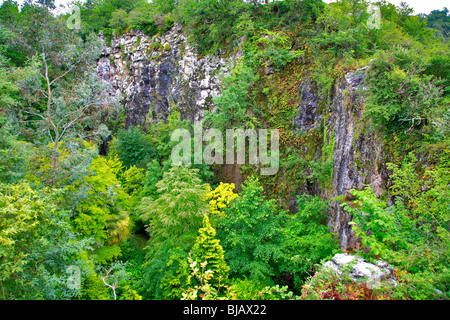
109, 9, 129, 33
218, 177, 284, 284
365, 47, 448, 142
73, 155, 131, 246
109, 126, 155, 169
0, 117, 29, 183
280, 195, 339, 291
341, 152, 450, 299
204, 61, 258, 132
139, 164, 210, 249
138, 241, 191, 300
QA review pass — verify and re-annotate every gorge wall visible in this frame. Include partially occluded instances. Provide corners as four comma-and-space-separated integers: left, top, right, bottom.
97, 24, 387, 251
97, 23, 234, 127
293, 67, 386, 250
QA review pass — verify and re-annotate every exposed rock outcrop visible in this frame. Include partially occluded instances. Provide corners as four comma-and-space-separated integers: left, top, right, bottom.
295, 79, 325, 134
294, 68, 386, 250
327, 67, 386, 250
321, 253, 398, 288
97, 23, 231, 128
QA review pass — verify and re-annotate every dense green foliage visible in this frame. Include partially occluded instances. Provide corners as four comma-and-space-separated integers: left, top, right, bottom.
0, 183, 91, 299
365, 46, 449, 146
0, 0, 449, 301
191, 215, 229, 285
421, 8, 450, 39
218, 177, 285, 284
108, 126, 155, 169
342, 152, 450, 299
140, 164, 210, 249
280, 195, 339, 289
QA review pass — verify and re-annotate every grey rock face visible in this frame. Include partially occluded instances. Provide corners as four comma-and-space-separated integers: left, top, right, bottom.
97, 23, 230, 128
322, 253, 397, 288
292, 68, 385, 250
295, 79, 325, 134
327, 67, 385, 250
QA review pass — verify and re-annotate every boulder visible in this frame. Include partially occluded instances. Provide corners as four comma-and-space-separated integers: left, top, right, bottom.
321, 253, 397, 289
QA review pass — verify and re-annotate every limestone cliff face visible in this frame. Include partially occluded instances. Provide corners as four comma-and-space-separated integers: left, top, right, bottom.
327, 68, 386, 250
98, 25, 386, 251
294, 68, 386, 250
97, 23, 232, 128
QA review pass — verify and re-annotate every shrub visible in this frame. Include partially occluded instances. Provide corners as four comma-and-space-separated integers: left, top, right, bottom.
341, 152, 450, 299
191, 215, 230, 286
108, 126, 155, 169
109, 9, 129, 33
280, 195, 339, 291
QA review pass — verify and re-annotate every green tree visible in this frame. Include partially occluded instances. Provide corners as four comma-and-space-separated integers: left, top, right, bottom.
191, 214, 229, 286
218, 177, 284, 285
180, 254, 237, 300
0, 117, 30, 184
0, 182, 91, 299
145, 107, 215, 184
126, 0, 175, 36
141, 159, 166, 199
138, 240, 191, 299
8, 6, 119, 181
203, 61, 258, 132
280, 195, 339, 291
73, 155, 131, 246
342, 152, 450, 299
109, 8, 128, 33
0, 1, 19, 27
25, 139, 98, 193
80, 272, 110, 300
73, 0, 139, 38
0, 47, 27, 182
121, 165, 145, 197
402, 15, 434, 42
140, 164, 210, 249
175, 0, 246, 55
424, 8, 450, 39
365, 46, 448, 138
108, 126, 155, 169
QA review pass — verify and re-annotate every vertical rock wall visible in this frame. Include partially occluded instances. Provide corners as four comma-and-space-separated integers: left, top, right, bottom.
97, 23, 231, 128
328, 68, 386, 250
294, 67, 386, 250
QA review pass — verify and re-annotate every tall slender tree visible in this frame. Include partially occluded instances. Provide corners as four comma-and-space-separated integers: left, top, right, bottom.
6, 4, 119, 183
191, 214, 229, 286
140, 164, 210, 249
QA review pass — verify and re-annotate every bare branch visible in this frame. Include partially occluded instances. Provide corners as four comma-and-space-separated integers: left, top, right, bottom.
47, 128, 54, 144
49, 62, 80, 87
49, 48, 92, 86
23, 110, 46, 120
100, 268, 119, 300
56, 101, 104, 128
36, 88, 48, 98
401, 116, 424, 134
